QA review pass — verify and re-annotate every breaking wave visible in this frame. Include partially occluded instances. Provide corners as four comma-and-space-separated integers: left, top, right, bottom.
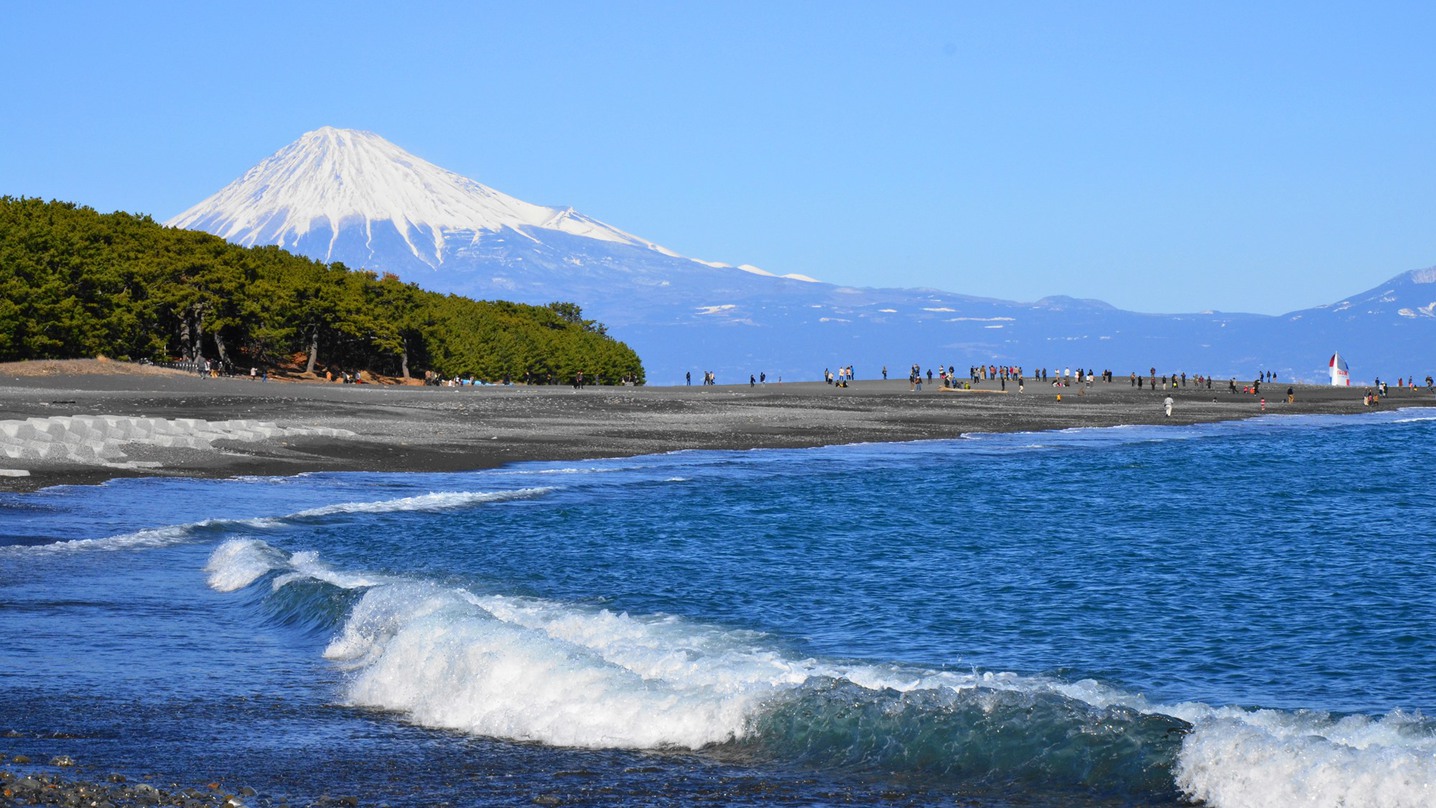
204, 537, 1436, 805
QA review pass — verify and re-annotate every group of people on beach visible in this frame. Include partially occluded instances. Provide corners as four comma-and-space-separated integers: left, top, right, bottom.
1131, 370, 1219, 390
1375, 376, 1434, 391
702, 364, 1435, 398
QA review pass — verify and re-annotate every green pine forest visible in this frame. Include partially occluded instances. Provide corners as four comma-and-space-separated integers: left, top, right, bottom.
0, 197, 645, 384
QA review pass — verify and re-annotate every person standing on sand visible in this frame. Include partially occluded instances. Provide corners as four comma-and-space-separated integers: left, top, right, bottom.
1287, 386, 1295, 404
1164, 395, 1174, 417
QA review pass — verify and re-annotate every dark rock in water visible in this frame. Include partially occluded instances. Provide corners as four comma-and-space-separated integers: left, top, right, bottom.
10, 755, 29, 765
49, 755, 75, 766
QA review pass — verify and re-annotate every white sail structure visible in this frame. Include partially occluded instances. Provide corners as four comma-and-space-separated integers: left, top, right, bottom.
1329, 352, 1350, 386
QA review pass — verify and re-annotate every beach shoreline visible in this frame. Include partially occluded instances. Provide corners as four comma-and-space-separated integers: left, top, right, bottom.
3, 359, 1430, 494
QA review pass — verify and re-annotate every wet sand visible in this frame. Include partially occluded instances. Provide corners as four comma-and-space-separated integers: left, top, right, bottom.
2, 360, 1430, 493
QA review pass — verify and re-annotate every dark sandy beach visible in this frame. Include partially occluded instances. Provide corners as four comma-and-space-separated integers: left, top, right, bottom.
3, 359, 1429, 494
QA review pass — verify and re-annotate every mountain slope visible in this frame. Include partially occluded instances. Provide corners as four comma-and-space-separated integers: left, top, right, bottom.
168, 126, 668, 264
168, 129, 1434, 385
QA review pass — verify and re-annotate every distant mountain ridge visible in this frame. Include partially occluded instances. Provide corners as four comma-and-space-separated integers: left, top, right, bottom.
168, 128, 1435, 384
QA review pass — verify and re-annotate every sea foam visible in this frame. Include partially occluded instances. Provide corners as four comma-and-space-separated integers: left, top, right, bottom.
204, 537, 285, 592
289, 487, 551, 518
323, 583, 769, 749
1175, 707, 1436, 807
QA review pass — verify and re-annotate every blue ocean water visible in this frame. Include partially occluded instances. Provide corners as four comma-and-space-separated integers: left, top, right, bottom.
3, 410, 1435, 807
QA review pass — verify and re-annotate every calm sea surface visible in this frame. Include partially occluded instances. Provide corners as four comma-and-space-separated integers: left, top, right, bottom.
3, 410, 1435, 807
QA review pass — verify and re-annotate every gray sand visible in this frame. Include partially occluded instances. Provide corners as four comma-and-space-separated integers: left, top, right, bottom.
2, 360, 1429, 493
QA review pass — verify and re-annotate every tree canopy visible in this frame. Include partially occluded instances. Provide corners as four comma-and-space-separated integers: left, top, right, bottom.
0, 197, 644, 384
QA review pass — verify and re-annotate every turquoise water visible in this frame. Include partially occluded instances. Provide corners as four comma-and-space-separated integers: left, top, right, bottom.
3, 410, 1435, 806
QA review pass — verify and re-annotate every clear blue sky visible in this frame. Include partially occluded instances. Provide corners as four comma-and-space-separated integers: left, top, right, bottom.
5, 1, 1434, 314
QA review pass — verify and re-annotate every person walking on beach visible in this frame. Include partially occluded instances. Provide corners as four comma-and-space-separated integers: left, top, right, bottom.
1164, 395, 1174, 417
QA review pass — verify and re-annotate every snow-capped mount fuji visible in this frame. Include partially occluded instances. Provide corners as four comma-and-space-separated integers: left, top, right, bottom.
169, 128, 1434, 385
171, 127, 668, 266
168, 127, 811, 284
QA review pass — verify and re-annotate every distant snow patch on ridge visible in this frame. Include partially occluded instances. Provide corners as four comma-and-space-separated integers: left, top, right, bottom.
696, 305, 737, 316
712, 263, 820, 283
1411, 267, 1436, 284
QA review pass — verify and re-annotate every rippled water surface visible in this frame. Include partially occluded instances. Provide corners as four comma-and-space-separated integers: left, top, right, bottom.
3, 410, 1435, 807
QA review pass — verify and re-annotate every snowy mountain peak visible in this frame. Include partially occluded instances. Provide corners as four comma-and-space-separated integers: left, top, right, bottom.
166, 127, 661, 266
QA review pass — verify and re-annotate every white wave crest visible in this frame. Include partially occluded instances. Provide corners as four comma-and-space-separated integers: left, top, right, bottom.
205, 538, 383, 593
1175, 707, 1436, 807
1, 522, 207, 557
313, 577, 1156, 752
8, 488, 542, 558
275, 549, 383, 590
323, 584, 794, 749
290, 487, 552, 518
205, 537, 286, 592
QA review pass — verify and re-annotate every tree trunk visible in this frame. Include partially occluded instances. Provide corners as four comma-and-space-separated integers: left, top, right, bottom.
213, 332, 229, 371
190, 308, 204, 363
400, 339, 410, 379
178, 318, 193, 362
305, 326, 319, 374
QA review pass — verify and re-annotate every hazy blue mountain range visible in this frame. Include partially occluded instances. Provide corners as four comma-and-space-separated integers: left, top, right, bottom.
169, 128, 1434, 385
